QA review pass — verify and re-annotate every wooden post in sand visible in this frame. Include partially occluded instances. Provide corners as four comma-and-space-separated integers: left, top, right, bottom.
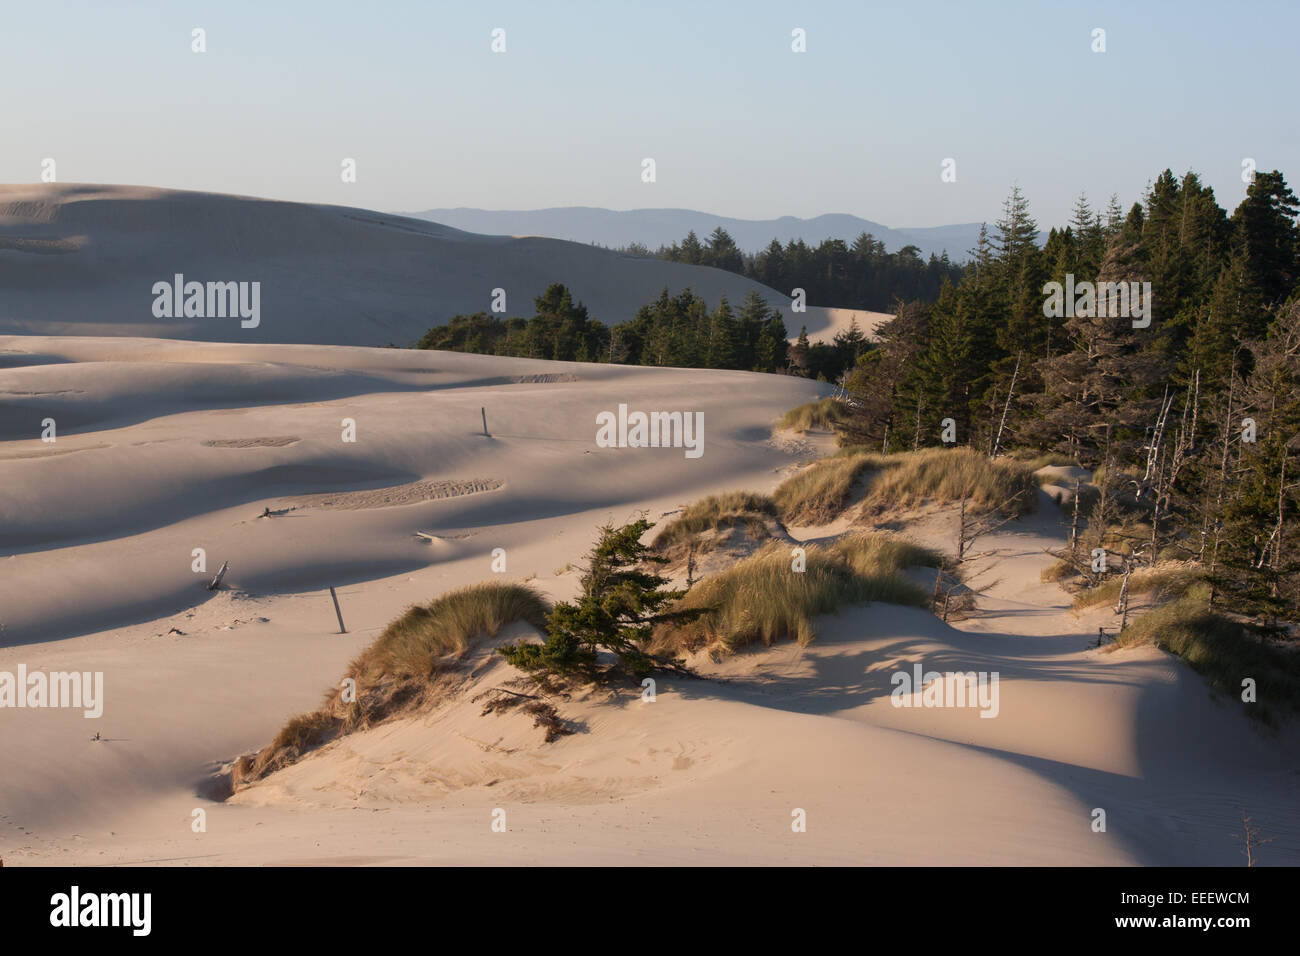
207, 560, 229, 591
481, 406, 489, 436
1069, 479, 1081, 554
329, 587, 347, 633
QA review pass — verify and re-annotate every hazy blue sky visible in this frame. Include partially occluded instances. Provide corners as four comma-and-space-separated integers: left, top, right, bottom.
5, 1, 1296, 228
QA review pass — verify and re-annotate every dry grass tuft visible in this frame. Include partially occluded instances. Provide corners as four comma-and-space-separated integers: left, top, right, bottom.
1108, 585, 1300, 724
652, 491, 779, 556
649, 532, 939, 656
231, 581, 550, 790
1011, 450, 1079, 469
1073, 561, 1203, 609
776, 397, 851, 433
774, 447, 1038, 526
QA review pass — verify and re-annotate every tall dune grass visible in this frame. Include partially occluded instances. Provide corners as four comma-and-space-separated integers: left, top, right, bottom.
652, 491, 778, 553
650, 532, 939, 655
231, 581, 550, 789
350, 581, 550, 684
1109, 585, 1300, 724
774, 446, 1038, 525
776, 397, 850, 433
773, 450, 881, 524
1073, 561, 1203, 609
1010, 451, 1079, 470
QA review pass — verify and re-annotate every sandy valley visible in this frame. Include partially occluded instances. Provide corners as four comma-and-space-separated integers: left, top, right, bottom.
2, 335, 1296, 866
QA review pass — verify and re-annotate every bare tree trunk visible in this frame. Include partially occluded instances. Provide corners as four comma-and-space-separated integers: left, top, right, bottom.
958, 498, 968, 562
986, 385, 1000, 455
1070, 478, 1081, 555
1208, 367, 1239, 607
991, 352, 1021, 460
1116, 556, 1133, 631
1266, 449, 1290, 624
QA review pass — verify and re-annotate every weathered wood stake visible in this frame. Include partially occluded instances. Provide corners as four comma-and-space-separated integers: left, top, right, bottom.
207, 560, 229, 591
329, 586, 347, 633
481, 406, 489, 436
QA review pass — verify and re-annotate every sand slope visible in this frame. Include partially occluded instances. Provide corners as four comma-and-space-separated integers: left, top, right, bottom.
0, 335, 824, 643
2, 338, 1296, 866
0, 185, 852, 347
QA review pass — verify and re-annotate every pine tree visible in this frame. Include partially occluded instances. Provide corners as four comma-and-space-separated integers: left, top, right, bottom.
735, 291, 768, 370
759, 312, 789, 372
1069, 192, 1103, 277
906, 283, 973, 445
678, 230, 704, 265
705, 227, 744, 273
994, 184, 1040, 265
1211, 299, 1300, 625
1026, 226, 1167, 465
1103, 194, 1125, 237
1232, 170, 1300, 313
789, 326, 811, 376
498, 519, 693, 680
842, 301, 931, 448
754, 239, 786, 290
705, 296, 740, 369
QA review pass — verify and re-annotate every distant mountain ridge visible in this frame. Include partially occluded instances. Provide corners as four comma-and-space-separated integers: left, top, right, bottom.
403, 206, 988, 262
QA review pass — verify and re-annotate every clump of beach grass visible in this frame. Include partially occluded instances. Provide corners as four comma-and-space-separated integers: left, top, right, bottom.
1040, 557, 1079, 583
1012, 450, 1079, 470
649, 532, 939, 655
776, 397, 851, 433
774, 446, 1038, 526
1073, 560, 1203, 609
652, 491, 779, 555
1107, 584, 1300, 724
773, 449, 882, 524
231, 581, 550, 789
348, 581, 550, 684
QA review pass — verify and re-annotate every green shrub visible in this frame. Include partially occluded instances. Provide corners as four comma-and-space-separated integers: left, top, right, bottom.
500, 519, 696, 680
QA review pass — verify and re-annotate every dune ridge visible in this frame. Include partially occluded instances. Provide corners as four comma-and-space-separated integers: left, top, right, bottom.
0, 184, 867, 347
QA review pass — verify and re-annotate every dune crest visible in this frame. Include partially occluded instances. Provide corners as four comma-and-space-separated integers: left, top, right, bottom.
0, 184, 854, 347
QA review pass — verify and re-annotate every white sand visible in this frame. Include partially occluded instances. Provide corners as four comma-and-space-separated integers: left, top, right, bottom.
1, 337, 1296, 866
796, 306, 894, 345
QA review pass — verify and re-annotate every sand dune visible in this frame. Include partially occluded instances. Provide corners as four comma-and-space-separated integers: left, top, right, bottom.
0, 185, 852, 347
0, 335, 825, 644
2, 337, 1296, 866
796, 305, 894, 344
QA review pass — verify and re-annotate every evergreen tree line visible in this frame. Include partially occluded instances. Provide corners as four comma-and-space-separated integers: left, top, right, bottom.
619, 227, 965, 312
417, 284, 793, 373
840, 170, 1300, 629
